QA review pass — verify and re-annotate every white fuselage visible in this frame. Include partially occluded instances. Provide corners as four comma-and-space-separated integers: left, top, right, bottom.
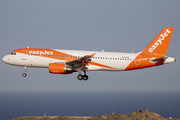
2, 49, 139, 71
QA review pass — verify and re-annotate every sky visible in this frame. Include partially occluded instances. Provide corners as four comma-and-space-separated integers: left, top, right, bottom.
0, 0, 180, 91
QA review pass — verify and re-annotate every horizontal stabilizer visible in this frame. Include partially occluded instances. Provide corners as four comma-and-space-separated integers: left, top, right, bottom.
150, 57, 168, 63
151, 57, 175, 64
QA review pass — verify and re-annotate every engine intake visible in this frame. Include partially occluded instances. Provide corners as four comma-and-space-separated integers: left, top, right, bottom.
49, 63, 72, 74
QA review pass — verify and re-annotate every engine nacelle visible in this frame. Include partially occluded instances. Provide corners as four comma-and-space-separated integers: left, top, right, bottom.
49, 63, 72, 74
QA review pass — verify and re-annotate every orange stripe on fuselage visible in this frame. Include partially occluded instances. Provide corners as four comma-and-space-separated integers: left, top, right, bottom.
13, 48, 116, 70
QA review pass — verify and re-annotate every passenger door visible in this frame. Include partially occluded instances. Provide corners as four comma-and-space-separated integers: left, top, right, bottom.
21, 50, 27, 60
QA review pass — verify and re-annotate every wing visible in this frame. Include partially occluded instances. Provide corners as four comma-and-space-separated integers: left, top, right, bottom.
66, 53, 95, 69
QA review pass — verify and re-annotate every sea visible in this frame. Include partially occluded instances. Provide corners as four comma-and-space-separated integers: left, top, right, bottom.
0, 90, 180, 120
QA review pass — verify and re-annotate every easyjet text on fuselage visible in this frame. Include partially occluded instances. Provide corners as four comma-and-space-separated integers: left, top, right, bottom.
29, 50, 53, 55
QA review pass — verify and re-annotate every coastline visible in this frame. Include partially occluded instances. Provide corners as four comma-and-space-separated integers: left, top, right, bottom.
8, 110, 180, 120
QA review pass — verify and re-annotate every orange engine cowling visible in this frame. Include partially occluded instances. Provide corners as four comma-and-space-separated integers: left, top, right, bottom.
49, 63, 72, 74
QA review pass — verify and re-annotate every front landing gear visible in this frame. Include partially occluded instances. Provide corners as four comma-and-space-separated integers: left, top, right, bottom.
22, 73, 27, 77
77, 71, 89, 80
22, 66, 27, 77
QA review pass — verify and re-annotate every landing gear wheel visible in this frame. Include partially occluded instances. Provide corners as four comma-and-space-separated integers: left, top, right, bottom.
22, 66, 27, 77
77, 74, 83, 80
83, 75, 88, 80
22, 73, 27, 77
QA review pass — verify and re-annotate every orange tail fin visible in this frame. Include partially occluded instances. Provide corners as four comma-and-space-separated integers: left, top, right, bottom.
141, 27, 174, 56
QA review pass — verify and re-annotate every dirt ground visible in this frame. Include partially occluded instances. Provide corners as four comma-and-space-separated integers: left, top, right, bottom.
9, 110, 180, 120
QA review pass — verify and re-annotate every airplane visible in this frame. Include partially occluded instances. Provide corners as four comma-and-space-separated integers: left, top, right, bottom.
2, 27, 176, 80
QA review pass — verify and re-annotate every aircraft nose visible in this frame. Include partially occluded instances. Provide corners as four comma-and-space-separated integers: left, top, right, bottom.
2, 56, 8, 63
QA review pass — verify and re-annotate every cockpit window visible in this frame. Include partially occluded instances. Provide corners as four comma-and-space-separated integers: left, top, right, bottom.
9, 52, 16, 55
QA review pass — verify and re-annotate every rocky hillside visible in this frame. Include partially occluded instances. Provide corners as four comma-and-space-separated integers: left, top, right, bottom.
9, 110, 180, 120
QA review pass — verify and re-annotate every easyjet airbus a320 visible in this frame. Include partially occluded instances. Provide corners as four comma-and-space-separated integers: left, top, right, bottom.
2, 27, 176, 80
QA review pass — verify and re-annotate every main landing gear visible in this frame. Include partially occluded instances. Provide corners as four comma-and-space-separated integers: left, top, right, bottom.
21, 66, 89, 80
77, 71, 88, 80
22, 66, 27, 77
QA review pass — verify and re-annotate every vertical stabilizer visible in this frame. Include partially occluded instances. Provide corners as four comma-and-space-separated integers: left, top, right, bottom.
141, 27, 174, 56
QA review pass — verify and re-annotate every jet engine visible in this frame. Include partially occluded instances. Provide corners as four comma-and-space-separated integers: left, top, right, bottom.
49, 63, 72, 74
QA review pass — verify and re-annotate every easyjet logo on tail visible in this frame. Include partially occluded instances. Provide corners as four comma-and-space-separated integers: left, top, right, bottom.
149, 29, 171, 53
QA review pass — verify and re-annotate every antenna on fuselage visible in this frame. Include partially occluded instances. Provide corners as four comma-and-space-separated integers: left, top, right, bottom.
27, 46, 29, 48
102, 49, 104, 52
